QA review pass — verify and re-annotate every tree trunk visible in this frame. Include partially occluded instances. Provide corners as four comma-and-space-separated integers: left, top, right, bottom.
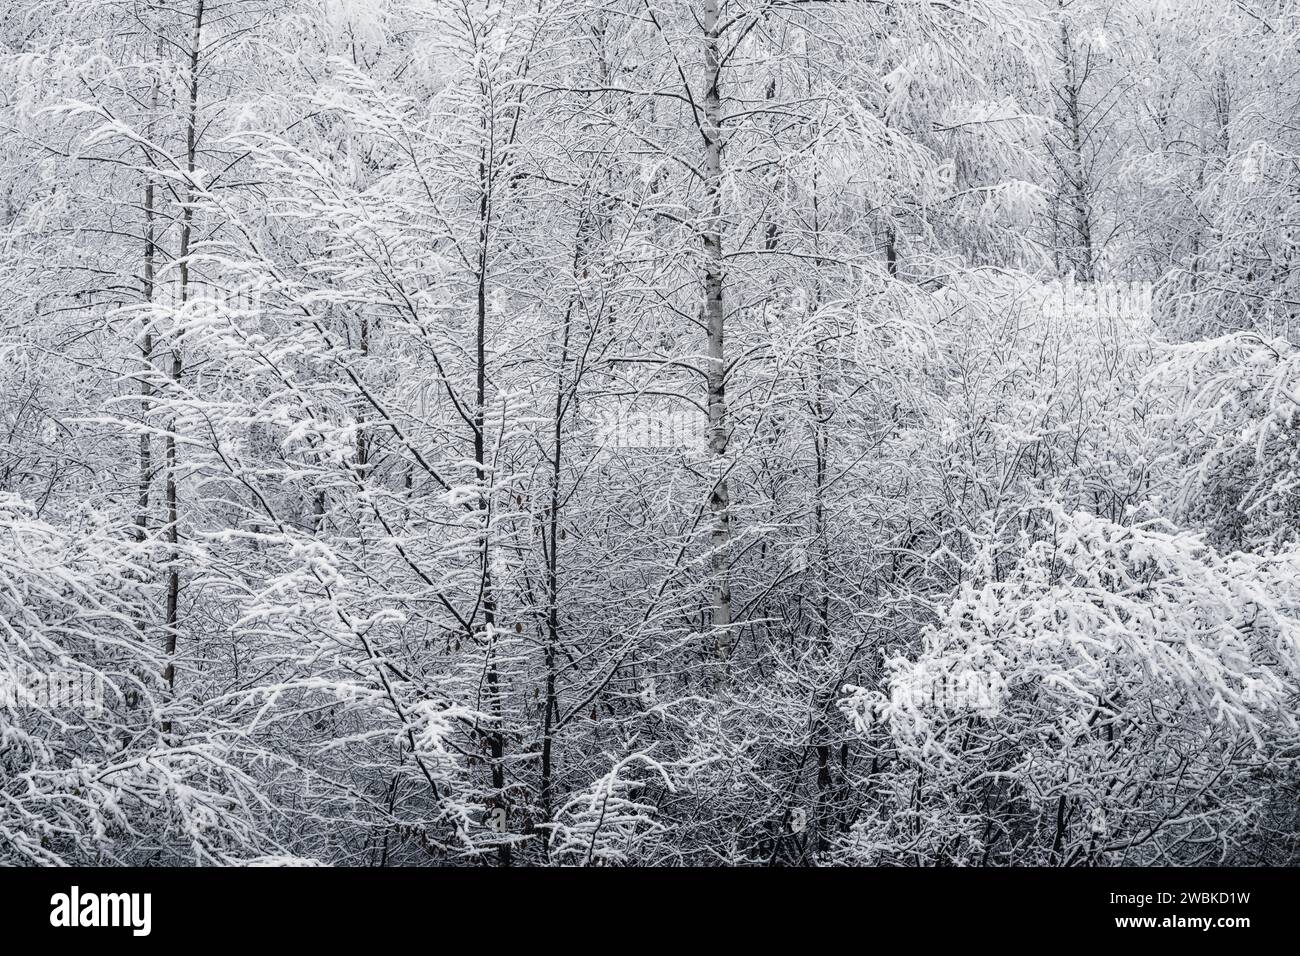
163, 0, 204, 734
135, 62, 159, 545
474, 126, 511, 866
702, 0, 732, 669
1056, 6, 1094, 280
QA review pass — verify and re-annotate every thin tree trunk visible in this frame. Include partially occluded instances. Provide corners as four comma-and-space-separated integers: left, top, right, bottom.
810, 169, 835, 858
1057, 5, 1094, 280
163, 0, 204, 733
355, 310, 370, 469
474, 121, 511, 866
540, 298, 572, 854
702, 0, 732, 669
135, 63, 159, 545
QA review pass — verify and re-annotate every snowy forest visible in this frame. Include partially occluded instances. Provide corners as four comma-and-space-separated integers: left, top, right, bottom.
0, 0, 1298, 868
